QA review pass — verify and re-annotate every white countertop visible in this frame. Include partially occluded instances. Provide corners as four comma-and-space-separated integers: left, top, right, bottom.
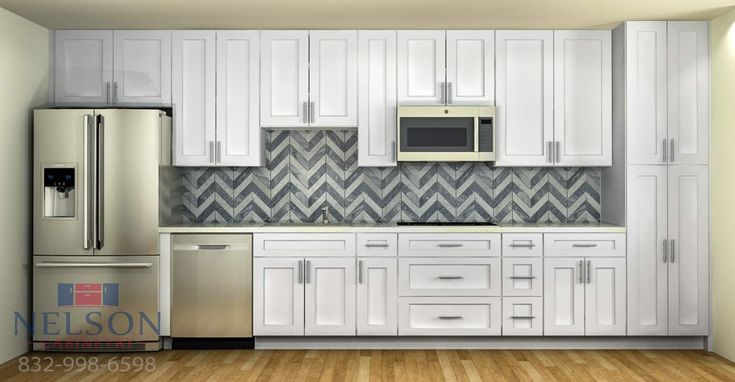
159, 223, 625, 234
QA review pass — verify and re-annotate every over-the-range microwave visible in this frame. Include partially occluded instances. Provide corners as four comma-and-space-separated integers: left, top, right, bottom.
397, 105, 495, 162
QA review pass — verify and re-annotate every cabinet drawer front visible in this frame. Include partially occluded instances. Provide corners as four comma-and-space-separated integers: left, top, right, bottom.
398, 297, 501, 335
544, 234, 625, 257
399, 233, 501, 257
357, 233, 397, 257
502, 258, 543, 296
502, 297, 543, 336
502, 234, 543, 257
399, 258, 501, 296
254, 234, 356, 257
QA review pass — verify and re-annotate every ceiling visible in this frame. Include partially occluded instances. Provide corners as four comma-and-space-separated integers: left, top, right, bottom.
1, 0, 734, 30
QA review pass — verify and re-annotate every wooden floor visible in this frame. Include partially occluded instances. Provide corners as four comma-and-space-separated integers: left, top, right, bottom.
1, 349, 734, 381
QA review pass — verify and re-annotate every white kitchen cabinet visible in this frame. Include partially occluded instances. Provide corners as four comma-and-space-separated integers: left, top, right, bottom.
309, 31, 358, 127
554, 30, 612, 166
585, 258, 626, 335
54, 30, 113, 104
495, 30, 554, 166
216, 30, 263, 166
502, 233, 543, 257
172, 30, 216, 166
398, 297, 502, 336
357, 258, 398, 335
667, 22, 709, 165
502, 297, 543, 336
502, 258, 543, 297
667, 165, 709, 335
304, 258, 356, 335
398, 233, 501, 257
356, 233, 397, 257
398, 257, 502, 297
544, 257, 585, 335
397, 30, 446, 104
446, 30, 495, 104
260, 30, 309, 127
626, 166, 668, 335
358, 31, 398, 167
253, 257, 305, 336
113, 30, 171, 104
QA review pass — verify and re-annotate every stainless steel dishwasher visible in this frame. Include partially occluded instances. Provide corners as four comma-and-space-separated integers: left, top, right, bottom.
172, 234, 252, 338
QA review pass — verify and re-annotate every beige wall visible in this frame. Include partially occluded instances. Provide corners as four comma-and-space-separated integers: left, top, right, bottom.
0, 7, 48, 364
711, 8, 735, 362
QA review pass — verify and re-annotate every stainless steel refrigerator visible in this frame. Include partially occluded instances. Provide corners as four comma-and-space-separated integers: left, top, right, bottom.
33, 109, 170, 351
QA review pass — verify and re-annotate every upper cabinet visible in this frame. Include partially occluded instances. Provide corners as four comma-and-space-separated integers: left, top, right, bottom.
398, 30, 494, 105
496, 30, 612, 167
54, 30, 171, 105
626, 21, 709, 165
358, 30, 398, 167
261, 30, 357, 128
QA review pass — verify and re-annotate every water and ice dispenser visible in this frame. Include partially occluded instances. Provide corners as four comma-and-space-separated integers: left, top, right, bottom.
43, 167, 75, 218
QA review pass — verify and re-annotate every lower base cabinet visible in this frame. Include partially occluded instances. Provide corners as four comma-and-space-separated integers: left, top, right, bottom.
398, 297, 502, 336
305, 258, 356, 335
253, 257, 304, 335
357, 258, 398, 335
502, 297, 543, 336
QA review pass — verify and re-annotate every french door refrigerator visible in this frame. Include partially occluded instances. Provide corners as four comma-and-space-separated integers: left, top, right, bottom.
33, 109, 170, 351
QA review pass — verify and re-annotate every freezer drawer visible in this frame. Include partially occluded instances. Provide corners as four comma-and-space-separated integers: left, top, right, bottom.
32, 255, 160, 343
172, 234, 253, 338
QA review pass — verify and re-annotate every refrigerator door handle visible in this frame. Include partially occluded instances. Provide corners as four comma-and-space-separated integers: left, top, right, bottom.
95, 115, 105, 250
83, 114, 94, 250
35, 262, 154, 268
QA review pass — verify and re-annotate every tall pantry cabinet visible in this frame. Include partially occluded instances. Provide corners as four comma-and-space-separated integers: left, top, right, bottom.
609, 21, 710, 336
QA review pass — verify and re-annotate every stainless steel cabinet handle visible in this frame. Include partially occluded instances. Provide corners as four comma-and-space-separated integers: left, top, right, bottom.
365, 243, 389, 248
113, 82, 118, 104
95, 116, 104, 250
209, 141, 215, 163
572, 243, 598, 248
447, 82, 453, 104
510, 316, 535, 319
586, 260, 592, 284
309, 102, 315, 123
437, 276, 463, 280
438, 316, 463, 320
670, 239, 675, 263
509, 243, 536, 248
547, 142, 553, 163
670, 139, 675, 162
36, 262, 153, 268
106, 82, 111, 104
662, 139, 667, 163
555, 141, 561, 163
440, 82, 446, 104
195, 244, 229, 250
303, 102, 308, 124
663, 239, 668, 263
578, 260, 584, 284
305, 260, 311, 284
83, 114, 93, 250
509, 276, 536, 280
358, 260, 363, 284
298, 260, 303, 284
216, 141, 222, 163
437, 243, 463, 248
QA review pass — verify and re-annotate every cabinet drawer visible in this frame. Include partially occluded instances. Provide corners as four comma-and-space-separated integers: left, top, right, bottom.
544, 234, 625, 257
502, 297, 543, 336
399, 258, 501, 296
398, 233, 501, 257
502, 258, 543, 296
357, 233, 397, 257
502, 234, 543, 257
398, 297, 501, 335
254, 233, 356, 257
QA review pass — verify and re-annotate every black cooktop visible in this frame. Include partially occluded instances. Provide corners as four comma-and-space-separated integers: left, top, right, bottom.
396, 222, 497, 226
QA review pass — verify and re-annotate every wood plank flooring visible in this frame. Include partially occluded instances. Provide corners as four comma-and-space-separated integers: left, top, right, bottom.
0, 349, 734, 381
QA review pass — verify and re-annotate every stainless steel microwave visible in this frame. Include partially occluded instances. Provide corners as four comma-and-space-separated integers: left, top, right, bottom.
397, 105, 496, 162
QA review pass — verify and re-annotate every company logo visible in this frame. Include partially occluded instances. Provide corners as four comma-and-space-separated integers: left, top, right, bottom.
57, 283, 119, 307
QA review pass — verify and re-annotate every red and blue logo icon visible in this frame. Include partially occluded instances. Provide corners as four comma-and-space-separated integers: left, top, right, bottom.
57, 283, 119, 307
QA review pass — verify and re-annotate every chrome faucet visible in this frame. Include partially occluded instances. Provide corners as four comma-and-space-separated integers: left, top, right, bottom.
321, 205, 329, 224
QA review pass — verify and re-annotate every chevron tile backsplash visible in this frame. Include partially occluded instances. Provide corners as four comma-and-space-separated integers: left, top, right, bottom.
177, 130, 601, 224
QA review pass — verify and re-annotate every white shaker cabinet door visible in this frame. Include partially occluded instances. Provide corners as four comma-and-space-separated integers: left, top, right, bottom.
358, 30, 397, 167
495, 30, 553, 166
54, 30, 113, 105
667, 22, 709, 165
260, 30, 309, 127
446, 30, 494, 105
357, 258, 398, 335
216, 30, 263, 167
667, 165, 709, 335
626, 22, 668, 165
584, 257, 626, 335
626, 165, 668, 335
172, 30, 216, 166
304, 258, 356, 335
543, 257, 585, 336
113, 30, 171, 104
309, 30, 358, 127
553, 30, 612, 167
397, 30, 446, 104
253, 258, 305, 336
